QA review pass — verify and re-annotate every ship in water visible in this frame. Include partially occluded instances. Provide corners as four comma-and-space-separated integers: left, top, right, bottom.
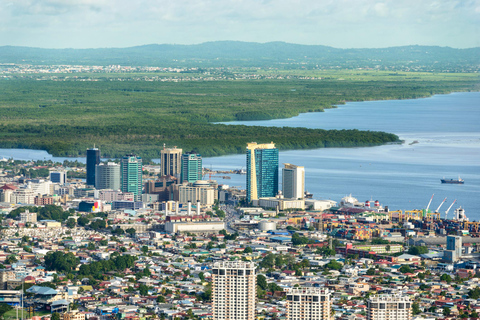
441, 177, 464, 184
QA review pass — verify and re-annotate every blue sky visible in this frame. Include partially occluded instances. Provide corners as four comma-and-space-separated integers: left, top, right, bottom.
1, 0, 479, 48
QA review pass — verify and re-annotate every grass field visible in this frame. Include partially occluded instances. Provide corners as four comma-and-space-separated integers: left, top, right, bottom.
0, 70, 478, 158
3, 308, 50, 320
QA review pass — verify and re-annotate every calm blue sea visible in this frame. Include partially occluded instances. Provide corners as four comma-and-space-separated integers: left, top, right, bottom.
0, 92, 479, 219
206, 92, 480, 220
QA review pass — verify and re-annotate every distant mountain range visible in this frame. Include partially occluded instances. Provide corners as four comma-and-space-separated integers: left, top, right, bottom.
0, 41, 479, 69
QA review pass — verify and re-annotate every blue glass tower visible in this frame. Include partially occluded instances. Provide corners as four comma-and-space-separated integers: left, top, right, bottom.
181, 153, 202, 183
246, 142, 279, 203
86, 147, 100, 186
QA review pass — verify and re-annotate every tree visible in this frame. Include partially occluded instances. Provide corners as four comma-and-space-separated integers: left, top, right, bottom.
51, 313, 61, 320
408, 246, 428, 255
257, 275, 267, 291
157, 295, 166, 303
141, 246, 149, 254
87, 242, 96, 250
366, 268, 376, 276
325, 260, 343, 271
139, 284, 149, 296
443, 307, 451, 316
6, 255, 17, 264
244, 246, 253, 254
385, 245, 391, 252
77, 216, 89, 226
412, 302, 421, 315
65, 218, 76, 228
440, 274, 452, 283
399, 265, 413, 274
126, 228, 136, 237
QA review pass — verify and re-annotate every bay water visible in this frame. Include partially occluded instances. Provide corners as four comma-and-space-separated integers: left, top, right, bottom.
0, 92, 478, 219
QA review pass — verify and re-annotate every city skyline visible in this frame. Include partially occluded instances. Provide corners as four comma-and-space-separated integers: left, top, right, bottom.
1, 0, 478, 49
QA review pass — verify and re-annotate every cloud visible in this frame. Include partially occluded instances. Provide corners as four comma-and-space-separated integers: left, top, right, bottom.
0, 0, 478, 48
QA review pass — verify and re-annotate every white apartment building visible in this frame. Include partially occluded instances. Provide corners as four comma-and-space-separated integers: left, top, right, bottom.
286, 288, 331, 320
367, 294, 412, 320
212, 261, 256, 320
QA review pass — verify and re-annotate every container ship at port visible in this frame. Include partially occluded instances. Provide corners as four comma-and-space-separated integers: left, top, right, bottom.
441, 177, 464, 184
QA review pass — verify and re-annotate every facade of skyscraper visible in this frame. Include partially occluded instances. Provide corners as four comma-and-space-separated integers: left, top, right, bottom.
86, 147, 100, 186
286, 288, 331, 320
160, 146, 182, 179
212, 261, 256, 320
246, 142, 279, 203
50, 171, 67, 185
367, 294, 411, 320
282, 163, 305, 199
95, 162, 121, 190
120, 155, 142, 202
181, 153, 202, 183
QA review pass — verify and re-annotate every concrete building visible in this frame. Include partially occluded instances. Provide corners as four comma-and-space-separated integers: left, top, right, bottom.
181, 153, 202, 183
286, 288, 331, 320
164, 221, 225, 234
20, 210, 37, 224
10, 188, 36, 204
444, 235, 462, 263
254, 195, 305, 211
120, 154, 142, 202
160, 146, 182, 179
367, 294, 411, 320
176, 181, 216, 207
212, 261, 256, 320
95, 162, 121, 190
50, 171, 67, 184
282, 163, 305, 200
246, 142, 278, 203
86, 147, 100, 186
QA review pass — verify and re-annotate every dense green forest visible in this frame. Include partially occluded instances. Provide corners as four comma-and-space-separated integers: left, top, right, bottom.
0, 72, 478, 158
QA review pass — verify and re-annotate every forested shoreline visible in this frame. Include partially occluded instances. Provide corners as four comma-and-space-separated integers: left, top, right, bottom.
0, 72, 478, 158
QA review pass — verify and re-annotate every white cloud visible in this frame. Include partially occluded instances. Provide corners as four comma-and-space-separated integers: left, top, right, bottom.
0, 0, 478, 48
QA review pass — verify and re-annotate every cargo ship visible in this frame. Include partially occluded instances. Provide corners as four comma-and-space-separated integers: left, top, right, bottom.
441, 177, 464, 184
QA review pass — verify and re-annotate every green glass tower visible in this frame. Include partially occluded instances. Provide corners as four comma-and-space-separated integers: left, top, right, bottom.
120, 154, 142, 202
246, 142, 279, 203
181, 153, 202, 183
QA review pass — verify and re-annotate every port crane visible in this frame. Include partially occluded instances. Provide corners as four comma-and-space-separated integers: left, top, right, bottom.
426, 194, 434, 212
444, 199, 456, 220
435, 197, 447, 213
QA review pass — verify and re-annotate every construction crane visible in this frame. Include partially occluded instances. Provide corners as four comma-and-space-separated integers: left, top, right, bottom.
445, 199, 456, 220
426, 194, 434, 212
435, 197, 447, 213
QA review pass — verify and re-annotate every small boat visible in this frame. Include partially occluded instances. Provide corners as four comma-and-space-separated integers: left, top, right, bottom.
441, 177, 464, 184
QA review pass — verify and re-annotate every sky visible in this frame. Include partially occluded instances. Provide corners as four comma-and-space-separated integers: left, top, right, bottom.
1, 0, 479, 49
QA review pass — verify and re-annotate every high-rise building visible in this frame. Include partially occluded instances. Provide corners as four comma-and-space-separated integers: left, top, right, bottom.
212, 261, 256, 320
367, 294, 412, 320
444, 235, 462, 262
95, 162, 121, 190
120, 155, 142, 202
246, 142, 279, 203
160, 146, 182, 179
286, 288, 331, 320
282, 163, 305, 199
86, 147, 100, 186
181, 153, 202, 183
50, 171, 67, 184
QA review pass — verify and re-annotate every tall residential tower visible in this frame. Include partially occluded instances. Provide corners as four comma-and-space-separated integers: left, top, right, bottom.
86, 147, 100, 186
212, 261, 256, 320
246, 142, 279, 203
367, 294, 412, 320
120, 154, 142, 201
286, 288, 331, 320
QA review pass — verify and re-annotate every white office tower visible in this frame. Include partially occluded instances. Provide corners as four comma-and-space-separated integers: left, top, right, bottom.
367, 294, 411, 320
286, 288, 331, 320
212, 261, 256, 320
282, 163, 305, 199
